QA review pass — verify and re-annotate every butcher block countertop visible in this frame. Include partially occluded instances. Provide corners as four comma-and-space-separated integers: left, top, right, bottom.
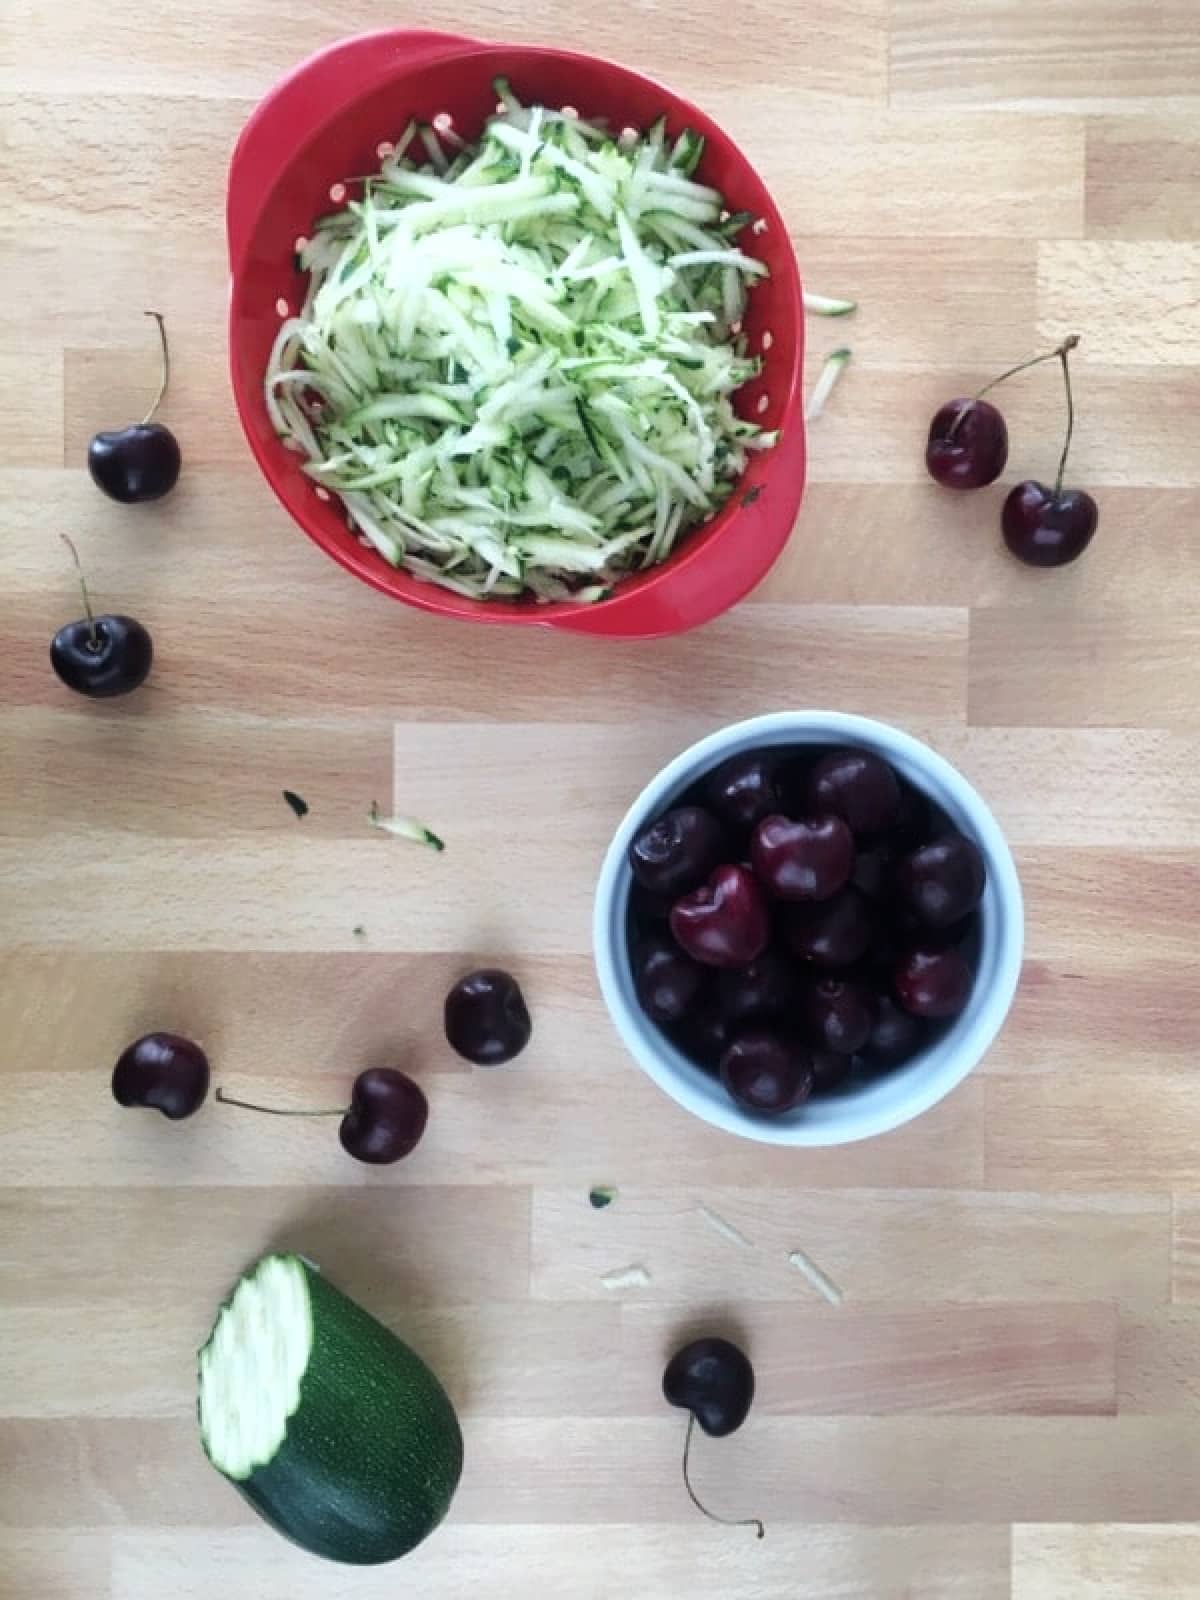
3, 2, 1200, 1597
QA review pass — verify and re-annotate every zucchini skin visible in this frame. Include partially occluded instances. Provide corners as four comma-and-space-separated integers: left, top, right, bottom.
205, 1257, 463, 1565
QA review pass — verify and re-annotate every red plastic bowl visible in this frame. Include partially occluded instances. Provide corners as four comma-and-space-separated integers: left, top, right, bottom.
228, 31, 806, 638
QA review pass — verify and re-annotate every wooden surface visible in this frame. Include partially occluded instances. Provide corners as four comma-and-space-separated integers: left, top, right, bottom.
3, 3, 1200, 1596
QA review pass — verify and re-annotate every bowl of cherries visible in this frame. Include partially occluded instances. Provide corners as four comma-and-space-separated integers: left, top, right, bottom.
593, 712, 1023, 1146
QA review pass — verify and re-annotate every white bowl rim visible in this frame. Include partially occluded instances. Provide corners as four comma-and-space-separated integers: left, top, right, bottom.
593, 711, 1024, 1147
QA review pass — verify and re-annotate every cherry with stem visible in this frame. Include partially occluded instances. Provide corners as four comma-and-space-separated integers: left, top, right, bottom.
88, 310, 183, 503
1002, 336, 1098, 567
50, 534, 153, 698
215, 1068, 428, 1164
662, 1336, 765, 1539
925, 334, 1080, 492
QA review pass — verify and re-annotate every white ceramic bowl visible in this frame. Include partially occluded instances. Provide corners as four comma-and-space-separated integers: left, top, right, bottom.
593, 712, 1023, 1146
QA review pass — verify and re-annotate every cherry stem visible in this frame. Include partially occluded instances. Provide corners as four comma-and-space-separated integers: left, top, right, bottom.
59, 534, 99, 651
1053, 341, 1076, 499
945, 334, 1081, 444
215, 1088, 349, 1117
680, 1414, 765, 1540
142, 311, 170, 426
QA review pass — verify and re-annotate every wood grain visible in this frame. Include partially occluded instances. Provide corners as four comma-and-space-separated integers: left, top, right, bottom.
1012, 1524, 1200, 1599
889, 0, 1200, 110
621, 1301, 1118, 1415
14, 1413, 1200, 1525
108, 1525, 1014, 1599
1086, 115, 1200, 239
970, 610, 1200, 728
530, 1187, 1169, 1304
1037, 242, 1200, 365
1169, 1202, 1200, 1303
2, 2, 1197, 1596
0, 1071, 985, 1189
986, 1077, 1200, 1190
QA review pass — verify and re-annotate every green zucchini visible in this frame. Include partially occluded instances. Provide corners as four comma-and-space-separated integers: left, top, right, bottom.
197, 1253, 462, 1565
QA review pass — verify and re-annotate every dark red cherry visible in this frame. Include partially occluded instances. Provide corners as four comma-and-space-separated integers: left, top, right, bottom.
629, 806, 724, 898
786, 886, 876, 969
864, 994, 926, 1065
717, 946, 795, 1023
808, 749, 900, 834
215, 1068, 428, 1166
634, 934, 704, 1024
87, 313, 181, 503
50, 534, 152, 698
704, 753, 782, 830
895, 834, 986, 928
799, 977, 874, 1055
925, 398, 1008, 489
663, 1336, 755, 1438
751, 814, 854, 902
662, 1337, 764, 1538
1000, 335, 1096, 565
51, 614, 153, 698
89, 424, 181, 503
111, 1032, 209, 1119
444, 969, 532, 1064
338, 1067, 428, 1163
894, 948, 974, 1018
719, 1029, 813, 1114
1002, 481, 1098, 567
670, 865, 769, 968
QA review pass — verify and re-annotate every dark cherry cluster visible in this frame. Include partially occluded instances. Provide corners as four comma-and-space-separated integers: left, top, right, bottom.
627, 746, 986, 1117
110, 970, 531, 1165
926, 334, 1098, 567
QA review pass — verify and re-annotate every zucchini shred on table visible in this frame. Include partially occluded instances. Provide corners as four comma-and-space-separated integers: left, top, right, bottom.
265, 81, 779, 604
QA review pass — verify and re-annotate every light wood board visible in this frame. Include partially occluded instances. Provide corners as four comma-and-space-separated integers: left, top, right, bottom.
2, 2, 1199, 1596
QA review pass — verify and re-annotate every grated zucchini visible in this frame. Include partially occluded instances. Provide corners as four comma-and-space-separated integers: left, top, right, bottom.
266, 88, 777, 602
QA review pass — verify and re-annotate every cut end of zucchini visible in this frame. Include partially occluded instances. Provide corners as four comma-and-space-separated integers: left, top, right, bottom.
198, 1254, 312, 1481
198, 1252, 463, 1565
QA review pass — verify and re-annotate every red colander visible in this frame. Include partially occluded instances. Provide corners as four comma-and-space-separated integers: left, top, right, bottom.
227, 31, 806, 638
